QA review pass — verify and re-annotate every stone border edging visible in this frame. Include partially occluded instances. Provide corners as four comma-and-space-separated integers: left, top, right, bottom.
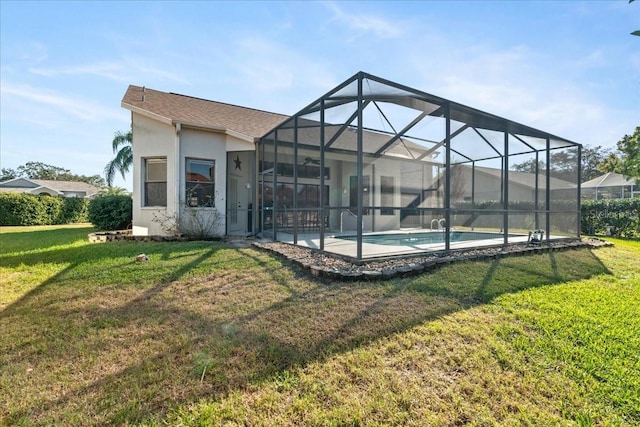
88, 230, 192, 243
252, 238, 612, 282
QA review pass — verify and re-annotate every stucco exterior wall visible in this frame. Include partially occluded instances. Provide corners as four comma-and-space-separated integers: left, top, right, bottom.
131, 114, 257, 236
131, 113, 177, 236
179, 128, 230, 237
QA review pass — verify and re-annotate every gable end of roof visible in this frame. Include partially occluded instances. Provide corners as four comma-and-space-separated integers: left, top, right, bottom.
121, 85, 289, 140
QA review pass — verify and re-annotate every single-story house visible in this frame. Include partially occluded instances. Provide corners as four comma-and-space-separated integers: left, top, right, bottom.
123, 72, 581, 259
581, 172, 638, 200
0, 178, 100, 198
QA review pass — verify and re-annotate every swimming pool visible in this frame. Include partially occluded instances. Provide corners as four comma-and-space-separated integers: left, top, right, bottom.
336, 231, 514, 246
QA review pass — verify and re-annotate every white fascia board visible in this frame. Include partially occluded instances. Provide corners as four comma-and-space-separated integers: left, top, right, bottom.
175, 121, 226, 134
121, 103, 173, 126
225, 129, 254, 143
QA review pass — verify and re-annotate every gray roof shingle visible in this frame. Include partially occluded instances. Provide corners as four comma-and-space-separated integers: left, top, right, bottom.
0, 178, 100, 196
581, 172, 637, 188
121, 85, 288, 140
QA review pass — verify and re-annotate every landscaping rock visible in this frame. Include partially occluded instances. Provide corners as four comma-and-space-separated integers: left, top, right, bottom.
252, 237, 603, 282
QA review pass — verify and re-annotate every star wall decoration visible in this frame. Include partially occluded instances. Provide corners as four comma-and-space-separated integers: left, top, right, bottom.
234, 155, 242, 171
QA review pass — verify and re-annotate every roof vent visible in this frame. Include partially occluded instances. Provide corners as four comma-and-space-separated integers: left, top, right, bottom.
142, 86, 145, 102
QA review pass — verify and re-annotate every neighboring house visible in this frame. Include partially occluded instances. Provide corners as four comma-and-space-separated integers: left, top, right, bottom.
437, 164, 577, 205
581, 172, 639, 200
121, 85, 287, 236
0, 178, 100, 198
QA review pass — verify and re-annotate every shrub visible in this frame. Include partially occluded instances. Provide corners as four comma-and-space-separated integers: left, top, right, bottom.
60, 197, 90, 223
152, 206, 224, 239
87, 195, 132, 230
0, 193, 90, 226
581, 198, 640, 237
0, 193, 48, 225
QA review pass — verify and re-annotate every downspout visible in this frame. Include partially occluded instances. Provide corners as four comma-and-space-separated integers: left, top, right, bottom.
175, 123, 181, 228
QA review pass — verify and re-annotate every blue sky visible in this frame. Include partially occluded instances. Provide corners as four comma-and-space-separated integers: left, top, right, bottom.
1, 0, 638, 190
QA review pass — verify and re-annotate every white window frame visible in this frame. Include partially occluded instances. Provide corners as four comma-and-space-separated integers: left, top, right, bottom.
144, 158, 167, 207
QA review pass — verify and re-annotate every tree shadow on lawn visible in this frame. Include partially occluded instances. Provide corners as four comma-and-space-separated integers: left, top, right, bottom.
0, 225, 95, 253
0, 245, 612, 426
0, 236, 216, 269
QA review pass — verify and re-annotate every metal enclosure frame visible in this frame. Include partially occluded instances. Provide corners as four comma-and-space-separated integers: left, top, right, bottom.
258, 72, 581, 260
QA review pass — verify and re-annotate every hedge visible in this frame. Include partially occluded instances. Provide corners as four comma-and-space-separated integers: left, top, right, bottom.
2, 191, 637, 237
581, 198, 640, 238
0, 193, 90, 226
87, 195, 132, 231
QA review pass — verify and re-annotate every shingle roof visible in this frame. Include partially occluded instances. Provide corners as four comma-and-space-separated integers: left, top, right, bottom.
468, 165, 576, 190
0, 178, 100, 196
30, 179, 100, 194
121, 85, 288, 141
581, 172, 637, 189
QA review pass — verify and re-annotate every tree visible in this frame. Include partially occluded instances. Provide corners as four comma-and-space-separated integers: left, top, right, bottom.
582, 145, 613, 181
511, 144, 608, 182
99, 186, 129, 196
616, 126, 640, 179
510, 158, 542, 175
16, 162, 70, 180
0, 161, 106, 187
0, 168, 18, 181
104, 130, 133, 187
597, 152, 622, 174
68, 174, 106, 188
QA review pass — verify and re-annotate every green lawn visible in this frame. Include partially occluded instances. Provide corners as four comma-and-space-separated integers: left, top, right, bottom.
1, 225, 638, 426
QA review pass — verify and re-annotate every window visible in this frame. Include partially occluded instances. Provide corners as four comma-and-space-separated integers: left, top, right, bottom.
380, 176, 395, 215
258, 160, 330, 179
144, 158, 167, 207
186, 158, 215, 207
296, 184, 329, 208
350, 175, 370, 215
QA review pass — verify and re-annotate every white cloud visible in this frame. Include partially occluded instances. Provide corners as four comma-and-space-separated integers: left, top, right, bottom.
29, 62, 129, 81
2, 41, 48, 66
323, 1, 404, 39
19, 42, 48, 64
28, 59, 190, 85
399, 37, 635, 148
574, 49, 605, 68
135, 63, 190, 85
1, 81, 123, 122
227, 36, 337, 99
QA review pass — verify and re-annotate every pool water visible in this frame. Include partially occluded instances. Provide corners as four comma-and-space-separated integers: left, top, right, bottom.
337, 231, 513, 246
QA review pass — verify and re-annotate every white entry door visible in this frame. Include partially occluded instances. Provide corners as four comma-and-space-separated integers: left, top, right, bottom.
227, 152, 253, 235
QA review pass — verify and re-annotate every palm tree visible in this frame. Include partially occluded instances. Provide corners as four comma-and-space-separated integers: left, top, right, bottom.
104, 130, 132, 186
98, 185, 130, 196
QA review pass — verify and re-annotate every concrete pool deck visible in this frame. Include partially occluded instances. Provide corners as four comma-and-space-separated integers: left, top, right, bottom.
276, 228, 565, 259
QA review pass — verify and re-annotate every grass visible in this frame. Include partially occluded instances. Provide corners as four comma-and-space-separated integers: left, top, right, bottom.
0, 225, 638, 426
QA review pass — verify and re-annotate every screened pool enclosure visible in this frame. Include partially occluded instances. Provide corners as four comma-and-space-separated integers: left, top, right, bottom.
258, 72, 581, 259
